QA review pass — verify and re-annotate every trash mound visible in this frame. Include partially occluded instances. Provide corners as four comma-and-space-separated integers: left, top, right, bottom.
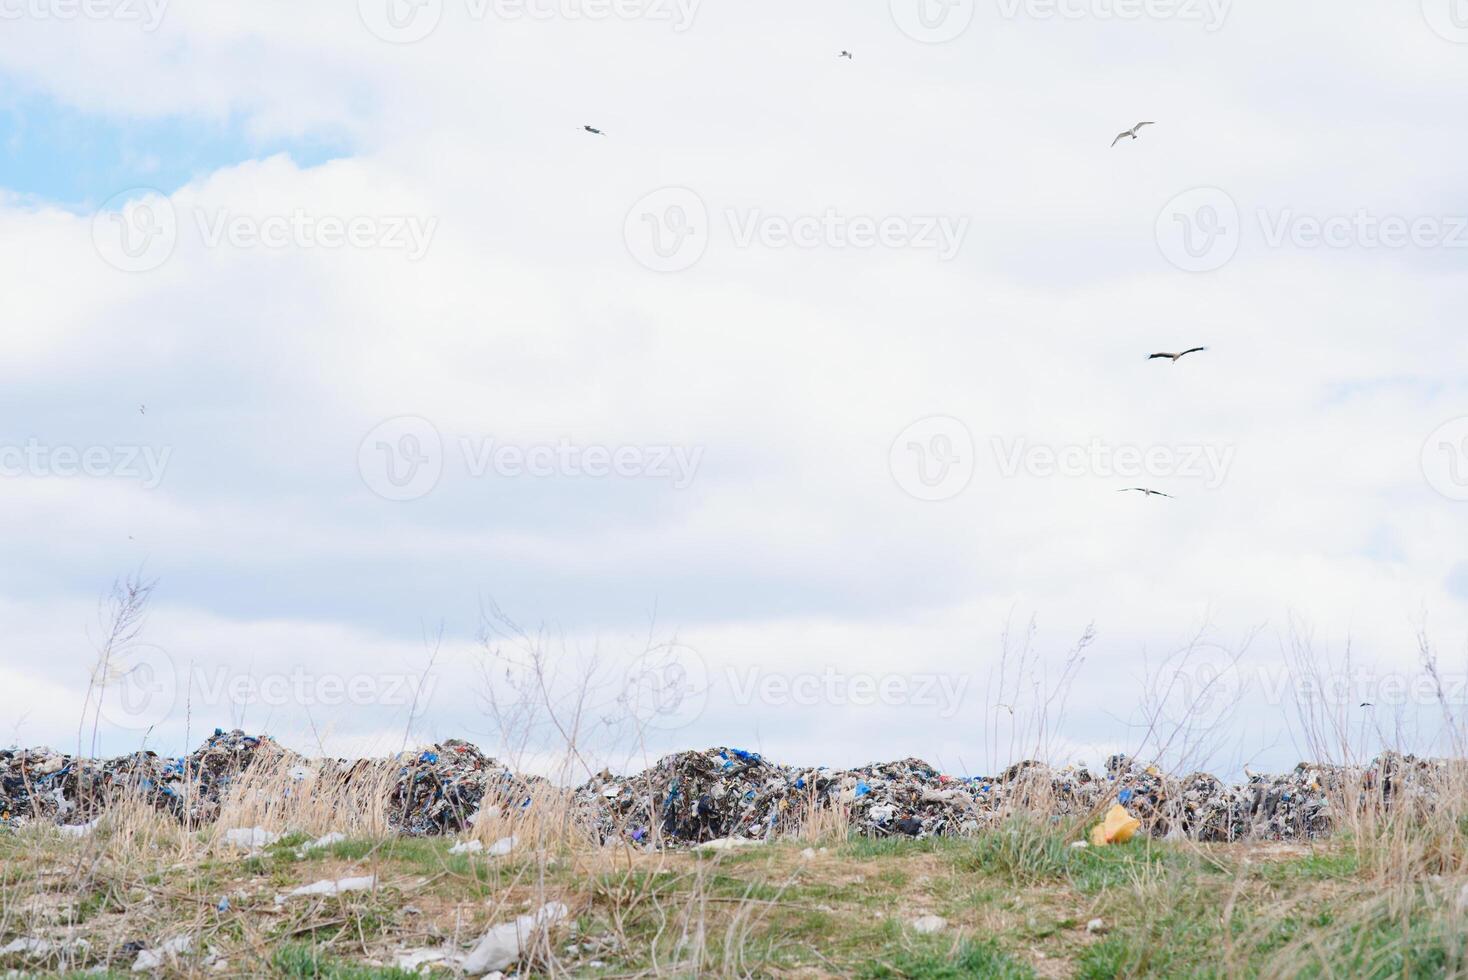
1, 733, 1452, 845
575, 747, 1451, 847
0, 729, 285, 829
377, 739, 545, 836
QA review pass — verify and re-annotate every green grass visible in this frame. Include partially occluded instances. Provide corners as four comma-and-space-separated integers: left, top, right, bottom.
5, 816, 1458, 978
857, 937, 1037, 979
271, 943, 421, 979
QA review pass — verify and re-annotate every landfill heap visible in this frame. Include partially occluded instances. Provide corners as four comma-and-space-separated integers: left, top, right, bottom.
574, 746, 1456, 846
0, 729, 284, 829
2, 734, 1458, 845
374, 739, 545, 836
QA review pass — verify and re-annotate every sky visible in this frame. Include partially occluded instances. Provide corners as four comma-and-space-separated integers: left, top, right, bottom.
3, 0, 1468, 781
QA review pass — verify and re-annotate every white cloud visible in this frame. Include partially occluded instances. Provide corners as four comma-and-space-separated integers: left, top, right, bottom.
2, 1, 1467, 776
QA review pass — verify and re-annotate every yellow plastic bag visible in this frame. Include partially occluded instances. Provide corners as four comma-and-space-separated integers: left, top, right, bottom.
1089, 804, 1141, 846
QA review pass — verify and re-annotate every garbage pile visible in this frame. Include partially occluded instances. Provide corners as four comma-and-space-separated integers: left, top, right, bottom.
579, 748, 793, 844
0, 729, 284, 829
375, 739, 544, 836
3, 733, 1459, 846
575, 747, 1464, 847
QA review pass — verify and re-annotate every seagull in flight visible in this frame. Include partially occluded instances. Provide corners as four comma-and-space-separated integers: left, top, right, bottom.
1118, 488, 1173, 498
1111, 121, 1155, 147
839, 50, 853, 59
1148, 347, 1206, 363
139, 404, 146, 415
583, 125, 606, 136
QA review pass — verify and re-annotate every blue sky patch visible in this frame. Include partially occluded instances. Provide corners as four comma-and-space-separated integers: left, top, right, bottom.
0, 88, 349, 208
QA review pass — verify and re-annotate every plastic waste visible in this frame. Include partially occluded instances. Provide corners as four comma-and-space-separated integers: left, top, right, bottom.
222, 827, 279, 850
132, 935, 191, 972
279, 875, 376, 901
911, 915, 947, 934
1090, 804, 1141, 846
460, 901, 570, 974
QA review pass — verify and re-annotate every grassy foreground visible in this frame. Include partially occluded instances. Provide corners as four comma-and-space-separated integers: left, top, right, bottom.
3, 813, 1467, 978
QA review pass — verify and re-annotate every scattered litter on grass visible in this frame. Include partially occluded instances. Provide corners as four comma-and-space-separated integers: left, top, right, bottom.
278, 875, 377, 902
695, 837, 765, 852
393, 947, 451, 970
1090, 804, 1142, 846
302, 831, 346, 852
460, 901, 570, 974
911, 915, 947, 934
132, 934, 191, 971
222, 827, 279, 850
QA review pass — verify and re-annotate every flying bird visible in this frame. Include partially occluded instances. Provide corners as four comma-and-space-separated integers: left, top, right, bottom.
1148, 347, 1206, 363
583, 125, 605, 136
839, 50, 853, 59
1110, 121, 1155, 147
1118, 488, 1173, 498
139, 404, 146, 415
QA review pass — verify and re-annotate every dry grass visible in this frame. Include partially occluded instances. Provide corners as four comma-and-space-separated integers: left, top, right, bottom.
3, 756, 1468, 978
